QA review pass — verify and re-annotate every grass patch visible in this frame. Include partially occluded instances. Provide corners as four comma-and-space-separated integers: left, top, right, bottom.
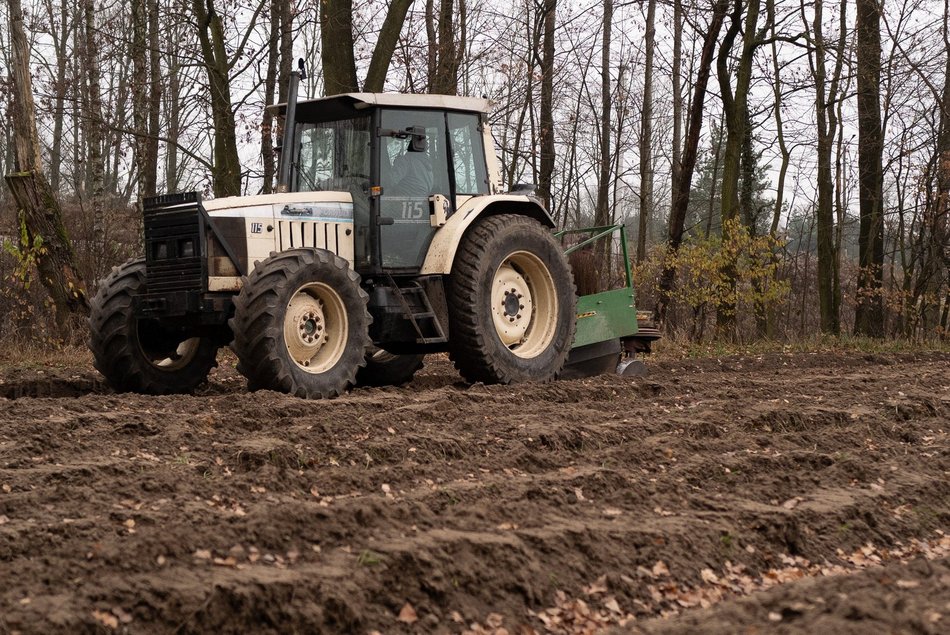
652, 333, 950, 360
0, 341, 92, 369
357, 549, 384, 566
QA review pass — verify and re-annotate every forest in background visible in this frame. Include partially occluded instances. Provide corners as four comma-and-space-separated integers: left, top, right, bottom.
1, 0, 949, 345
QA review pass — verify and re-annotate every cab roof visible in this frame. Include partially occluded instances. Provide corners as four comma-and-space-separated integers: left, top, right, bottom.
269, 92, 492, 121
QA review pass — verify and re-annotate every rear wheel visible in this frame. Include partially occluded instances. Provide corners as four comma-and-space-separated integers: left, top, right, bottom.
447, 215, 576, 384
230, 248, 371, 399
89, 258, 218, 394
356, 348, 425, 387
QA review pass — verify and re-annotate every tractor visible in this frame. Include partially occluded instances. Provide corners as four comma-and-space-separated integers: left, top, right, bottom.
89, 64, 658, 398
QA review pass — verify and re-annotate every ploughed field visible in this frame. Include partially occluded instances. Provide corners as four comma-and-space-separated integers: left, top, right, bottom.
0, 351, 947, 634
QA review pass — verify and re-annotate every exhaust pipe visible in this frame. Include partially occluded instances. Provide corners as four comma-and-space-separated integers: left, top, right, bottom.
276, 58, 306, 193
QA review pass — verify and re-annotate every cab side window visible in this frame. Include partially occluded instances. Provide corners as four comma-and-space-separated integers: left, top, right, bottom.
448, 113, 489, 195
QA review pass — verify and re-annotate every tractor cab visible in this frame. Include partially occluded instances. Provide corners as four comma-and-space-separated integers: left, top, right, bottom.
276, 93, 501, 274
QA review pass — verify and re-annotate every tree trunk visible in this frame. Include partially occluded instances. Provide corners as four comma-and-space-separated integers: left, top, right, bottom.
145, 0, 161, 197
594, 0, 613, 229
930, 2, 950, 338
109, 51, 131, 198
272, 0, 293, 182
718, 0, 771, 226
10, 1, 43, 174
854, 0, 885, 336
193, 0, 243, 197
426, 0, 461, 94
769, 34, 789, 238
320, 0, 359, 93
132, 0, 149, 201
70, 11, 83, 195
537, 0, 556, 212
261, 0, 282, 194
166, 32, 182, 193
364, 0, 415, 92
82, 0, 106, 271
48, 0, 69, 193
278, 2, 293, 101
716, 0, 744, 224
715, 0, 769, 339
636, 0, 656, 263
766, 24, 790, 338
5, 0, 89, 328
425, 0, 438, 87
438, 0, 459, 94
805, 0, 845, 335
321, 0, 413, 94
670, 0, 683, 218
705, 117, 725, 239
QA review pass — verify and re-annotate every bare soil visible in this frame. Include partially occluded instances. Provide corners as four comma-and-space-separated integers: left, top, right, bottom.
0, 350, 947, 634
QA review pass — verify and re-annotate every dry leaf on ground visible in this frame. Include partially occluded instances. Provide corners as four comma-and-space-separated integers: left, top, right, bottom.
398, 601, 418, 624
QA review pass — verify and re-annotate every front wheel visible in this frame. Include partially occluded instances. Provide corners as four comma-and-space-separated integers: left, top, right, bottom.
89, 258, 219, 394
229, 249, 371, 399
447, 215, 576, 384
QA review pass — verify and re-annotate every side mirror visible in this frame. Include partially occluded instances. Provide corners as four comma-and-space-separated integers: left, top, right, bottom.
406, 126, 427, 152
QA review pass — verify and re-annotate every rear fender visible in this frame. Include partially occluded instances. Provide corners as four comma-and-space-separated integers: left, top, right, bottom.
420, 195, 554, 275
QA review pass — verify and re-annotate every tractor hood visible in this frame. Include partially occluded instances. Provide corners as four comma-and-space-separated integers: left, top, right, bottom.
203, 191, 353, 216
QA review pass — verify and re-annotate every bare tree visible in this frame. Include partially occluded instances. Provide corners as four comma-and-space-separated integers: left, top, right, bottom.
802, 0, 847, 334
5, 0, 89, 328
321, 0, 415, 94
636, 0, 656, 263
854, 0, 886, 336
192, 0, 266, 197
537, 0, 557, 211
594, 0, 613, 229
658, 0, 730, 323
427, 0, 465, 94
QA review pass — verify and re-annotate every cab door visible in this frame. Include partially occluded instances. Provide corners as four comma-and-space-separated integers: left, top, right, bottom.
447, 112, 491, 207
377, 109, 452, 270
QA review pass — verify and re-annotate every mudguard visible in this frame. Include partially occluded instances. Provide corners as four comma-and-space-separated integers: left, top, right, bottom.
420, 195, 554, 275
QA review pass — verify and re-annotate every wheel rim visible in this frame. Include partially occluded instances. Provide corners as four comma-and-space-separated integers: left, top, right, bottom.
136, 323, 201, 371
284, 282, 348, 373
491, 250, 559, 359
369, 348, 397, 363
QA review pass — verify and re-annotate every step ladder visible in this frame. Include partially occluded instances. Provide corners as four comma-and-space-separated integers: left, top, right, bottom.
387, 277, 448, 345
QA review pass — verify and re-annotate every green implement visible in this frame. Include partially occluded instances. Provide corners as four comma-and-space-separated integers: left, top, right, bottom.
558, 225, 660, 378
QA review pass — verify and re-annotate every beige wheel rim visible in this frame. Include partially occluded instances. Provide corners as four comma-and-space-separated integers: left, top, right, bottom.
284, 282, 348, 373
491, 250, 559, 359
369, 348, 397, 363
137, 324, 201, 371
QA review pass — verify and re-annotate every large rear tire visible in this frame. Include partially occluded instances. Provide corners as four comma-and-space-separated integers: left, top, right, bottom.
356, 348, 425, 387
89, 258, 218, 394
447, 215, 576, 384
229, 249, 371, 399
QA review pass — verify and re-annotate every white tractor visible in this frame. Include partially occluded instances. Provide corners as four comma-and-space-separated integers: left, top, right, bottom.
89, 65, 655, 398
